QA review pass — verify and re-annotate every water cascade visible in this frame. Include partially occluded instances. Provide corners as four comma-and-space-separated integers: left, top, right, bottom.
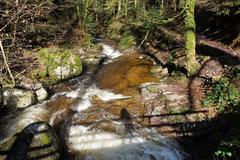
0, 43, 183, 160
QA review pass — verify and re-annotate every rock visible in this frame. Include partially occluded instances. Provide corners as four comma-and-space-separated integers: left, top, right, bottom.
3, 89, 36, 108
140, 82, 189, 112
198, 59, 225, 79
18, 77, 41, 90
0, 121, 61, 160
80, 44, 103, 65
33, 47, 83, 84
150, 66, 168, 77
35, 87, 48, 101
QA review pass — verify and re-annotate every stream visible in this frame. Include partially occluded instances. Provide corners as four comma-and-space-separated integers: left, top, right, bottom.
1, 43, 183, 160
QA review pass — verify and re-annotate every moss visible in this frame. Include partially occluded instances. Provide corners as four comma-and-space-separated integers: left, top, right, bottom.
39, 134, 51, 145
185, 30, 199, 76
149, 66, 162, 75
107, 20, 124, 39
83, 33, 93, 47
32, 46, 82, 85
118, 32, 137, 50
147, 85, 159, 93
184, 0, 200, 76
185, 31, 195, 53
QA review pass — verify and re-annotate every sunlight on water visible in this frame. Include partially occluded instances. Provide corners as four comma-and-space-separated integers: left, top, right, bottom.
71, 85, 131, 112
68, 125, 182, 160
100, 44, 122, 59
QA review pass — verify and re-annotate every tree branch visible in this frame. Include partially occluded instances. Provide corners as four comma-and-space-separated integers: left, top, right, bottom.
0, 40, 15, 87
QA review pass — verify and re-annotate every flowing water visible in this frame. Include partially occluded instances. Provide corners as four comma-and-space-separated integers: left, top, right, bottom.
0, 43, 183, 160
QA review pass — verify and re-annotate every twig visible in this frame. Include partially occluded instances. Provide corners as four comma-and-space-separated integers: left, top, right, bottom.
138, 30, 150, 49
14, 59, 38, 79
0, 40, 15, 86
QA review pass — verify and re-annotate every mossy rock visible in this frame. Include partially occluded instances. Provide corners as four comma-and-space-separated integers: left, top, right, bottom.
0, 122, 61, 160
32, 47, 82, 85
118, 32, 137, 50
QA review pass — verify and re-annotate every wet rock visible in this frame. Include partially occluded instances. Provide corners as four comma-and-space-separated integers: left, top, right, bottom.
3, 89, 36, 108
0, 121, 61, 160
35, 87, 48, 102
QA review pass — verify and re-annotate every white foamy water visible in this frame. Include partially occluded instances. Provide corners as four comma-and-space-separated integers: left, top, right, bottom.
100, 43, 122, 59
70, 85, 131, 112
68, 125, 182, 160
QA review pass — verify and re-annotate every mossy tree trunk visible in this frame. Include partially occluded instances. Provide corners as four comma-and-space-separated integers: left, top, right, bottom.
184, 0, 199, 76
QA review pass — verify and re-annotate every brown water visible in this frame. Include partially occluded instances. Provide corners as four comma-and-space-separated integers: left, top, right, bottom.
97, 54, 158, 94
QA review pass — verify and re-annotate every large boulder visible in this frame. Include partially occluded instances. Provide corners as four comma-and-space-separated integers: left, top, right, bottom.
3, 89, 35, 108
139, 82, 190, 127
0, 122, 62, 160
32, 47, 82, 84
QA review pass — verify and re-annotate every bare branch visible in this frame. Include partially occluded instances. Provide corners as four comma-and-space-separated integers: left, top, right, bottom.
0, 40, 15, 86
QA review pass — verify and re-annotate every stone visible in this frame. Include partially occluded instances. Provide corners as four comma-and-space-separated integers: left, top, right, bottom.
3, 89, 35, 108
80, 44, 103, 65
33, 47, 83, 84
198, 59, 225, 79
140, 82, 189, 110
150, 66, 168, 76
52, 54, 82, 80
0, 121, 61, 160
35, 87, 48, 101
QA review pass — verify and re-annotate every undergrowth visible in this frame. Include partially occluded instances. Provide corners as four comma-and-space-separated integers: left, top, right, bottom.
202, 77, 240, 112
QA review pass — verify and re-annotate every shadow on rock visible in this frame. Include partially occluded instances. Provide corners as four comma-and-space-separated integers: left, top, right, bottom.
0, 121, 62, 160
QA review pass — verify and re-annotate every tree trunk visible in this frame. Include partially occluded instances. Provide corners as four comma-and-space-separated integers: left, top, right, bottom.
134, 0, 137, 8
116, 0, 122, 18
184, 0, 199, 76
125, 0, 129, 20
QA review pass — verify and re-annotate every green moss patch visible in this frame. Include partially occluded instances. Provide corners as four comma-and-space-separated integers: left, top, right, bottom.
31, 46, 82, 85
